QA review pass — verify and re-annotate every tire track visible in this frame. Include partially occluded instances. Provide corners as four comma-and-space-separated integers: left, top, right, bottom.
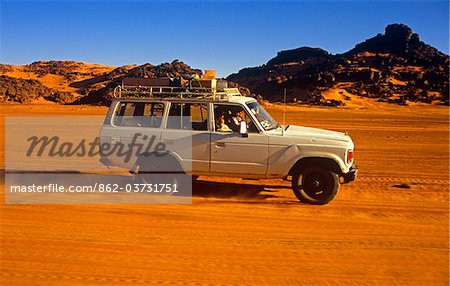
356, 176, 448, 185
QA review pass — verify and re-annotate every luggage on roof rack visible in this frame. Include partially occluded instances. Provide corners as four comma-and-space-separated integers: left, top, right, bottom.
113, 73, 242, 100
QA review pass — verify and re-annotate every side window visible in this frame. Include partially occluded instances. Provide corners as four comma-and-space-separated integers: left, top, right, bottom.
167, 102, 208, 131
190, 103, 208, 130
113, 102, 164, 128
214, 104, 259, 133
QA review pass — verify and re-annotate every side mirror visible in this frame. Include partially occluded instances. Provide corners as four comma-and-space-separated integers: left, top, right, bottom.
239, 121, 248, 137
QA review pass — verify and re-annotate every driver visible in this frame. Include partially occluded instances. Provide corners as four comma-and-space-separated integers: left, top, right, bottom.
232, 110, 244, 126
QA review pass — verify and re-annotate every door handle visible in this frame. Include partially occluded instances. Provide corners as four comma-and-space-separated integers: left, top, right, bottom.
215, 142, 226, 148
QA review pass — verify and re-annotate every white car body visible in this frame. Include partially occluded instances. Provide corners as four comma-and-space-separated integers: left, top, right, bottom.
100, 95, 356, 181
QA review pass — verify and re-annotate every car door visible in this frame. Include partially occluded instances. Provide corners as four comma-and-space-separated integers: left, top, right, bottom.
210, 103, 268, 176
160, 101, 210, 173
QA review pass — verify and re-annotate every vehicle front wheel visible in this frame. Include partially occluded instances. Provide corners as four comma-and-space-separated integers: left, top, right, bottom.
291, 166, 340, 205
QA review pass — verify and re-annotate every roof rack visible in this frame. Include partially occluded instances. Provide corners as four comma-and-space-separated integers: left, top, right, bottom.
113, 78, 242, 101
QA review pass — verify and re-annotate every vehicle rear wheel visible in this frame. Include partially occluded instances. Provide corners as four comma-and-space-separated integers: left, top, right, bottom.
291, 166, 339, 205
132, 154, 189, 196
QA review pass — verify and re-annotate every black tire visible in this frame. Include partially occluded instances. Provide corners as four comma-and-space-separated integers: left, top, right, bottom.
132, 154, 159, 185
291, 166, 340, 205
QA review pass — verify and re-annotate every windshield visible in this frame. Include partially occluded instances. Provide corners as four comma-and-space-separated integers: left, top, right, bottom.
246, 101, 278, 131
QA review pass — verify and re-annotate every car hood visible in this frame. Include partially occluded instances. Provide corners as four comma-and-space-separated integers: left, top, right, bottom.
268, 125, 350, 142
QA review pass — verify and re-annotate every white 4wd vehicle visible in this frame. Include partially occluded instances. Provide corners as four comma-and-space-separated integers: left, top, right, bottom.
100, 80, 357, 204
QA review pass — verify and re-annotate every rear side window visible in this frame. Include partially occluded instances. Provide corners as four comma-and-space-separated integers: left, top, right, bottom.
167, 102, 208, 131
113, 102, 164, 128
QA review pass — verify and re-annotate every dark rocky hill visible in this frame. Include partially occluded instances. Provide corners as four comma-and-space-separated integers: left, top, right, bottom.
0, 75, 75, 103
0, 60, 202, 105
267, 47, 333, 66
227, 24, 449, 106
73, 60, 203, 104
345, 24, 446, 67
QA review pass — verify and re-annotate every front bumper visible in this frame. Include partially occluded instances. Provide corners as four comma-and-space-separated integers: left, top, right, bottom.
341, 164, 358, 184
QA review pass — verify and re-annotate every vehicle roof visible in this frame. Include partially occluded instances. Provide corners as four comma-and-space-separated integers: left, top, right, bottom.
114, 95, 257, 105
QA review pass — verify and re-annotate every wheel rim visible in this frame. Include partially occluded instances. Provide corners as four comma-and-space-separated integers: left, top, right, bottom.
302, 172, 330, 200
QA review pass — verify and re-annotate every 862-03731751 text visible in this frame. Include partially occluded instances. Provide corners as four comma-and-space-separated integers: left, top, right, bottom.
9, 183, 180, 193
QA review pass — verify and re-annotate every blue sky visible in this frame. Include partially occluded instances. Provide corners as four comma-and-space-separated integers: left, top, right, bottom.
1, 1, 448, 77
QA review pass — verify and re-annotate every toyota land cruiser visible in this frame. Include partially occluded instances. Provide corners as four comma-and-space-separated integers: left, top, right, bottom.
99, 76, 357, 204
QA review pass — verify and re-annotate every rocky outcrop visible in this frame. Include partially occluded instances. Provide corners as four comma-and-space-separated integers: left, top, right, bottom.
0, 64, 14, 73
267, 47, 333, 66
73, 60, 203, 105
125, 60, 202, 78
0, 59, 202, 105
227, 24, 449, 106
227, 47, 337, 103
0, 75, 75, 103
24, 61, 95, 81
345, 24, 447, 67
